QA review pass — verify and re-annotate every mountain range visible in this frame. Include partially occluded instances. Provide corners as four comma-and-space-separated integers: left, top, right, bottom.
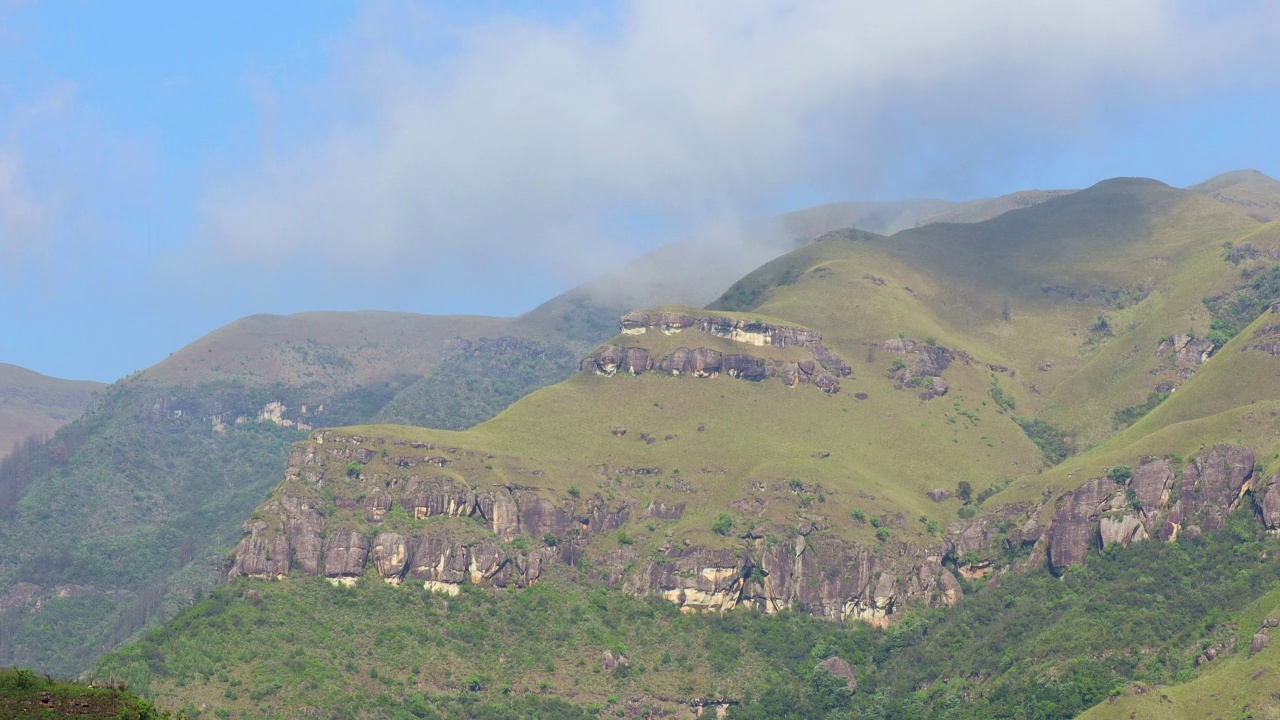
6, 172, 1280, 719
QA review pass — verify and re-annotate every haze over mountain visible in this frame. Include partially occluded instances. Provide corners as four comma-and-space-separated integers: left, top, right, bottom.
3, 3, 1280, 719
0, 363, 102, 458
2, 168, 1265, 718
2, 2, 1278, 384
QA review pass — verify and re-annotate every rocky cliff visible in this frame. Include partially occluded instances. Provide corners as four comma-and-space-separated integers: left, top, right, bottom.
582, 312, 850, 394
230, 430, 968, 624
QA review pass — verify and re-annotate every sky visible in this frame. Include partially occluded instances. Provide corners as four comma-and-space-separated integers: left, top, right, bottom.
1, 0, 1279, 383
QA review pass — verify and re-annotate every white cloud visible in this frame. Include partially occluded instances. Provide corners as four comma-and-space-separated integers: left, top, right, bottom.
0, 147, 45, 257
202, 0, 1280, 287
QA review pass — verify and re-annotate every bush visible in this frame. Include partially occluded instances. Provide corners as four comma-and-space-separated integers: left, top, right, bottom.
1108, 466, 1133, 484
850, 508, 866, 523
875, 527, 890, 543
711, 513, 735, 536
1014, 417, 1074, 465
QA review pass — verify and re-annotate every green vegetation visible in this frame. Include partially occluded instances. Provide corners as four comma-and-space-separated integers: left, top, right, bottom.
1013, 417, 1074, 465
96, 513, 1280, 720
0, 381, 308, 676
0, 666, 168, 718
1203, 263, 1280, 346
988, 375, 1015, 413
712, 513, 735, 536
376, 337, 581, 431
1112, 391, 1168, 429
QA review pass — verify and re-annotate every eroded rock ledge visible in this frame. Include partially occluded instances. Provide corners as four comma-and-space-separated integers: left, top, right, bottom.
229, 432, 963, 624
582, 313, 851, 394
1041, 444, 1258, 573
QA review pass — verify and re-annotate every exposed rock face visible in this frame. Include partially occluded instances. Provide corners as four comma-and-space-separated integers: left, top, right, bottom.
232, 522, 290, 580
323, 530, 371, 581
476, 487, 521, 541
233, 432, 967, 626
1157, 334, 1215, 365
371, 532, 409, 583
628, 533, 959, 623
884, 338, 969, 400
814, 656, 857, 692
1045, 446, 1256, 573
1257, 475, 1280, 530
1253, 631, 1271, 654
926, 489, 952, 503
1246, 324, 1280, 356
723, 354, 771, 382
585, 312, 850, 393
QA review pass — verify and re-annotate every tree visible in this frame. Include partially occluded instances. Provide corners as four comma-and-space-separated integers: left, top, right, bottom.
957, 481, 973, 505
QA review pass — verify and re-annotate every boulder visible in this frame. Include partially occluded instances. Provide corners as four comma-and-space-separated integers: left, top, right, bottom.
1047, 477, 1112, 572
371, 532, 408, 582
926, 489, 952, 503
1253, 631, 1271, 654
619, 312, 650, 333
323, 530, 370, 580
476, 487, 521, 541
659, 347, 697, 375
621, 347, 652, 375
723, 355, 770, 381
814, 656, 857, 692
691, 348, 723, 377
363, 490, 393, 523
1258, 476, 1280, 530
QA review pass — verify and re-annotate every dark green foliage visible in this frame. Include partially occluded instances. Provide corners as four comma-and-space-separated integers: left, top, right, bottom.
0, 381, 308, 676
956, 481, 972, 505
988, 376, 1015, 413
712, 513, 735, 536
1203, 264, 1280, 346
98, 515, 1280, 720
0, 666, 169, 718
376, 337, 580, 431
1108, 466, 1133, 484
1112, 392, 1168, 429
1014, 417, 1074, 465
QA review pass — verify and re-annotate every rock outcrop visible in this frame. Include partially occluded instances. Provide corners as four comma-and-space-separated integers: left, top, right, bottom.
1045, 445, 1256, 573
814, 656, 858, 692
1157, 334, 1215, 365
883, 337, 971, 400
232, 431, 967, 626
582, 313, 851, 394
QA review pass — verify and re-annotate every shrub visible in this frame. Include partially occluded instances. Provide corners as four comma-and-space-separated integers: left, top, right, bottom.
851, 509, 867, 523
712, 513, 735, 536
956, 481, 973, 505
1107, 466, 1133, 484
346, 461, 361, 478
875, 527, 890, 543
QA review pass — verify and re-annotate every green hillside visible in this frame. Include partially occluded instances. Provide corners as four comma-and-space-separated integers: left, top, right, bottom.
80, 171, 1280, 718
0, 196, 972, 678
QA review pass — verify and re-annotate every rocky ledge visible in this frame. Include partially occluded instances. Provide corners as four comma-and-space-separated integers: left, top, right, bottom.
1027, 444, 1259, 573
582, 312, 850, 394
229, 431, 964, 624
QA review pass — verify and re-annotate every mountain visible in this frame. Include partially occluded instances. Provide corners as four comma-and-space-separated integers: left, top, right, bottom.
1191, 168, 1280, 222
0, 363, 103, 458
85, 172, 1280, 717
2, 194, 1024, 678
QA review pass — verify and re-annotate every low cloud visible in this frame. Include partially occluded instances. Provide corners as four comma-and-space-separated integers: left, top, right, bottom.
201, 0, 1280, 297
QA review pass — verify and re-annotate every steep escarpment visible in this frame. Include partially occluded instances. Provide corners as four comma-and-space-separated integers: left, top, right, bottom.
582, 312, 850, 394
230, 430, 962, 624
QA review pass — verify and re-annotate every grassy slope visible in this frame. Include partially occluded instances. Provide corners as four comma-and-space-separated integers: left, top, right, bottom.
1079, 587, 1280, 720
0, 362, 104, 458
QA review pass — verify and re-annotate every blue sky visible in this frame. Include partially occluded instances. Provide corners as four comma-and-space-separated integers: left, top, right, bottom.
2, 1, 1278, 382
